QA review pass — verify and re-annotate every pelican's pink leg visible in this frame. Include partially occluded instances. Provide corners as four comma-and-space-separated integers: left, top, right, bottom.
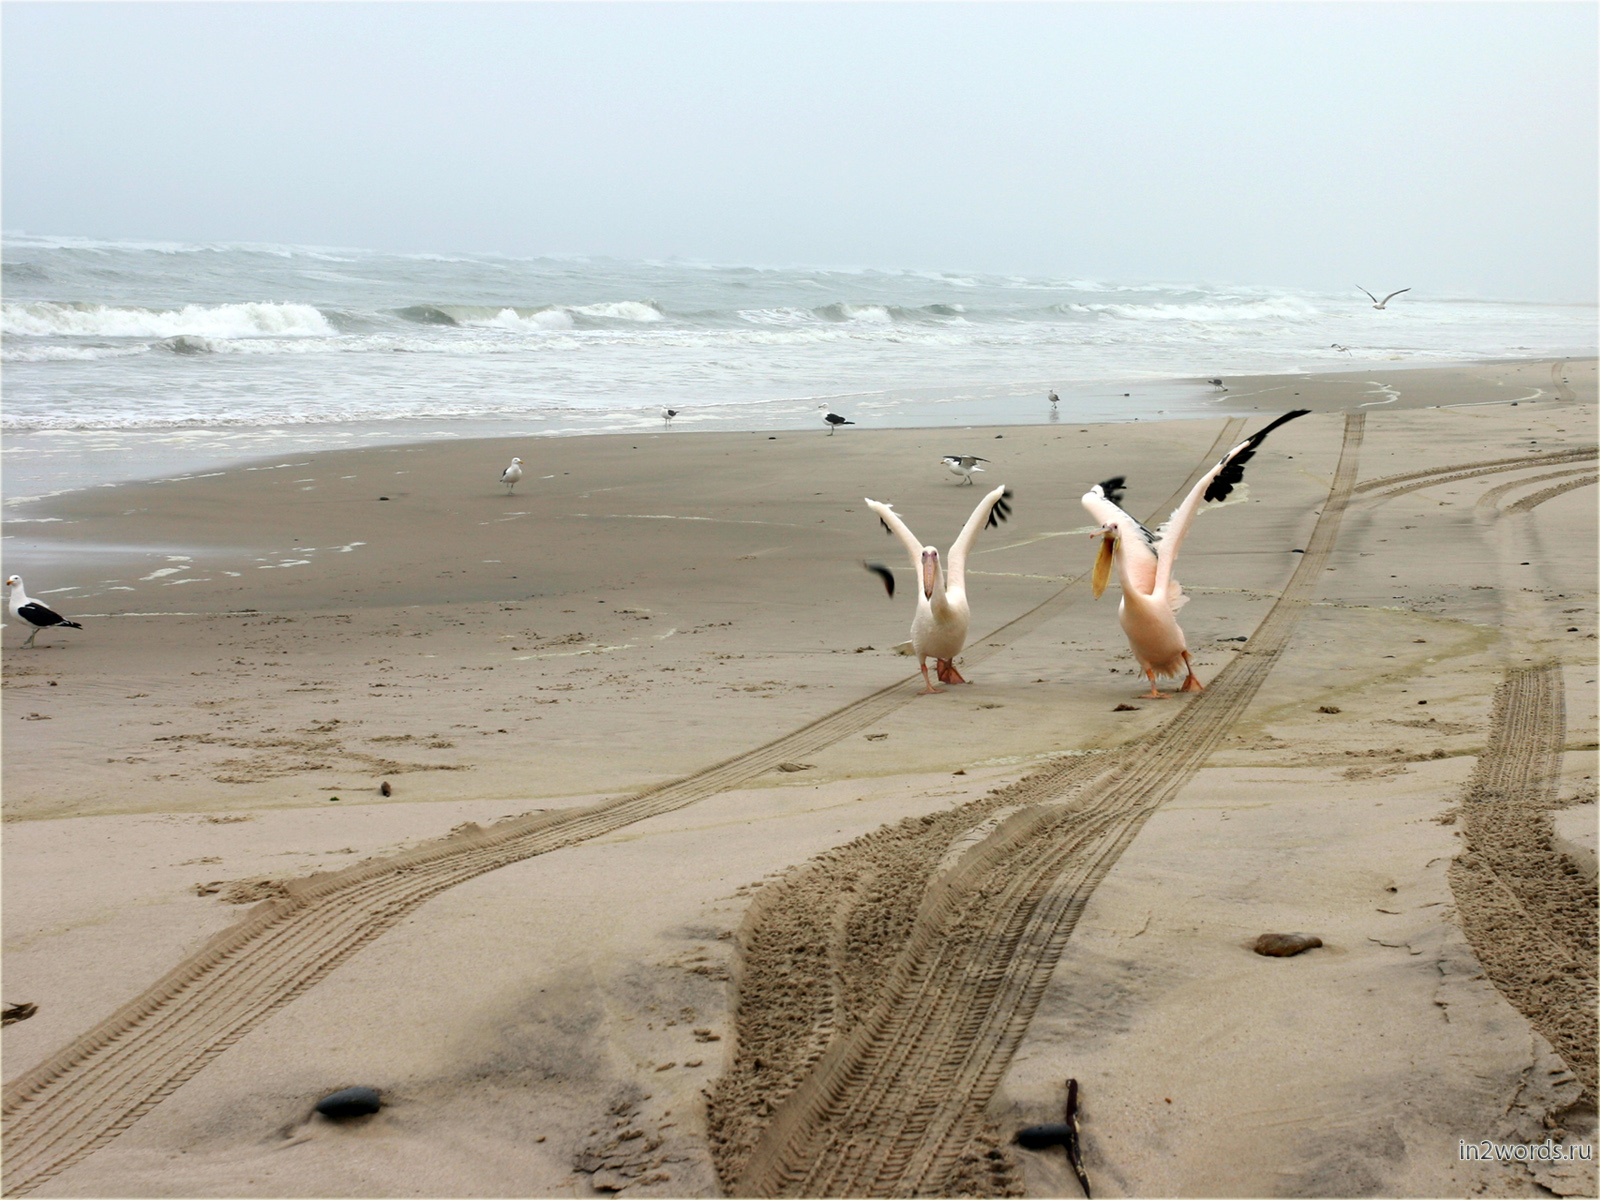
1140, 668, 1170, 699
919, 660, 945, 694
1179, 652, 1204, 693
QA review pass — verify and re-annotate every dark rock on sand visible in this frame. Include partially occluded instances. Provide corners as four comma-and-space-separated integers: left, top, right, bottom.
1254, 932, 1323, 957
315, 1086, 382, 1119
1016, 1122, 1073, 1150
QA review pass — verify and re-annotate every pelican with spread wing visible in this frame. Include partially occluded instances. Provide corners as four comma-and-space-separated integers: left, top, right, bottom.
864, 484, 1013, 694
1081, 410, 1309, 698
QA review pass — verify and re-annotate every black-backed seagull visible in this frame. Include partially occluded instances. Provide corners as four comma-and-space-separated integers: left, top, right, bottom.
6, 575, 84, 648
942, 454, 989, 484
819, 405, 855, 434
863, 485, 1013, 694
663, 408, 679, 424
1081, 409, 1309, 698
500, 457, 524, 494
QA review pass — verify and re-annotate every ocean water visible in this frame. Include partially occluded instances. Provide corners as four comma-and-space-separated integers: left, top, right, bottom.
3, 234, 1594, 501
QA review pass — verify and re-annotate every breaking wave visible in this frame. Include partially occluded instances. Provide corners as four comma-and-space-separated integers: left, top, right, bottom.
2, 300, 335, 339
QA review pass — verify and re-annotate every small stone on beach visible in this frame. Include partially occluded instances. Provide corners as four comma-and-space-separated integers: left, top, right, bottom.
380, 781, 392, 796
777, 762, 814, 773
1253, 932, 1323, 957
1317, 705, 1341, 714
315, 1086, 382, 1119
1113, 703, 1140, 712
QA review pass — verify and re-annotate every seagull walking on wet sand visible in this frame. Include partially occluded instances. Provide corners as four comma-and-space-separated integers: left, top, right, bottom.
499, 457, 524, 494
942, 454, 989, 485
820, 406, 855, 435
1049, 390, 1060, 405
863, 484, 1013, 694
1081, 409, 1308, 698
1358, 286, 1410, 310
5, 575, 83, 648
663, 408, 679, 425
1206, 378, 1228, 391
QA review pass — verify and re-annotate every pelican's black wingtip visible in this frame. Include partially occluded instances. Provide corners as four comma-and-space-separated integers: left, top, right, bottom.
879, 516, 893, 536
863, 561, 895, 598
985, 487, 1015, 529
1203, 409, 1312, 503
1095, 476, 1128, 505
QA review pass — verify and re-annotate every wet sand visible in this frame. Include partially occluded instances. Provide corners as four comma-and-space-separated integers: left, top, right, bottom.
3, 358, 1596, 1197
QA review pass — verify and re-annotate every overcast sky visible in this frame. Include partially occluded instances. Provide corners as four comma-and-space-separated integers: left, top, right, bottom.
4, 2, 1596, 300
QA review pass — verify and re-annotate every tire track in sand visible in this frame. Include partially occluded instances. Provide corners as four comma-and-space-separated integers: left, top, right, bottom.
1446, 454, 1598, 1103
1353, 447, 1596, 506
732, 413, 1365, 1197
0, 423, 1250, 1196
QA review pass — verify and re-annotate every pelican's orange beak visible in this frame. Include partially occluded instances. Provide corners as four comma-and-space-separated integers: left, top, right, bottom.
1091, 530, 1116, 598
922, 550, 938, 599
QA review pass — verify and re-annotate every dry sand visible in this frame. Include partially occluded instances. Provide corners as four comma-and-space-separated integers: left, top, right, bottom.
3, 358, 1596, 1197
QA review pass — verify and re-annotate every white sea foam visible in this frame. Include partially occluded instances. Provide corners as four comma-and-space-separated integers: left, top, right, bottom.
1, 343, 152, 362
3, 300, 335, 339
1067, 298, 1321, 322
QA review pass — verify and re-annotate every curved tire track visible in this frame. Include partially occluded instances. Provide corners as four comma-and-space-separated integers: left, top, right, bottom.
0, 423, 1250, 1196
1504, 472, 1597, 514
1354, 447, 1596, 506
734, 414, 1366, 1197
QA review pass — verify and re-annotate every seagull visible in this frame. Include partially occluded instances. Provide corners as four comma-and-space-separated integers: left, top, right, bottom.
1048, 391, 1060, 404
819, 405, 855, 435
1357, 286, 1410, 310
1081, 409, 1309, 698
863, 484, 1013, 694
663, 408, 679, 424
941, 454, 989, 485
499, 457, 524, 494
5, 575, 83, 648
1206, 378, 1228, 391
1331, 344, 1354, 357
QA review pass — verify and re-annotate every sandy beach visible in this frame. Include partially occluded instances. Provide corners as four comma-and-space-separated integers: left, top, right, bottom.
3, 358, 1596, 1197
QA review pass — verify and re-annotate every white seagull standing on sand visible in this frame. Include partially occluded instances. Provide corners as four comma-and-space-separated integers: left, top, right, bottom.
863, 484, 1013, 694
941, 454, 989, 485
5, 575, 83, 648
663, 408, 679, 425
819, 406, 855, 435
499, 457, 524, 494
1081, 409, 1308, 698
1357, 286, 1411, 310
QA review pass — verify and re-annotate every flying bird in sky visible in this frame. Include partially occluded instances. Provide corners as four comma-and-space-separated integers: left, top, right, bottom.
1357, 286, 1411, 310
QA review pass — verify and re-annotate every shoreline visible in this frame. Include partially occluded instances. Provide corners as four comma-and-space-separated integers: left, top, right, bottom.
2, 366, 1595, 1197
3, 355, 1591, 507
